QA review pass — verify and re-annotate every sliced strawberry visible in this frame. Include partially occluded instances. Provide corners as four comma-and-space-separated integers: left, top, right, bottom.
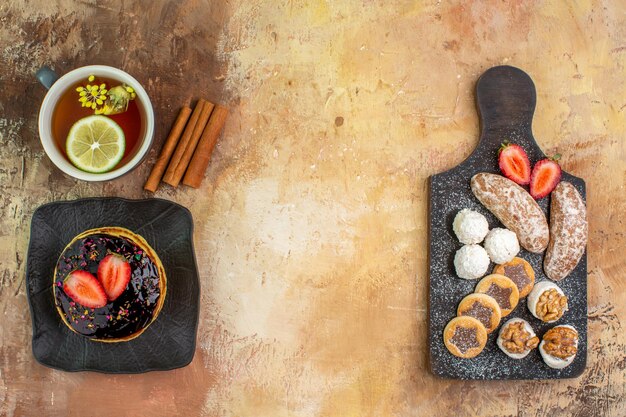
63, 270, 107, 308
498, 141, 531, 185
97, 253, 131, 301
530, 156, 562, 199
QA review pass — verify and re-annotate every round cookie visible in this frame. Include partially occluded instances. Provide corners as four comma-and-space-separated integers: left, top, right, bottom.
527, 280, 568, 323
493, 257, 535, 298
454, 244, 490, 280
457, 293, 502, 334
443, 316, 488, 359
539, 325, 578, 369
497, 318, 539, 359
475, 274, 519, 317
453, 209, 489, 244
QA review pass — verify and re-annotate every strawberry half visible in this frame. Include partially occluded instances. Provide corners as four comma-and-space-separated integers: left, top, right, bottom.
97, 253, 131, 301
498, 141, 531, 185
530, 155, 562, 199
63, 270, 107, 308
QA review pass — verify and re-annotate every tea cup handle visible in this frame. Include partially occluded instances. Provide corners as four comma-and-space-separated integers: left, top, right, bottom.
35, 66, 59, 90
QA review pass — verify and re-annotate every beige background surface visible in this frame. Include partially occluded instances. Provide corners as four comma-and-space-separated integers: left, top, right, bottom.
1, 1, 625, 416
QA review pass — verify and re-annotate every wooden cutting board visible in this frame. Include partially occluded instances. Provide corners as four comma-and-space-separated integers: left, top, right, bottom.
428, 65, 587, 379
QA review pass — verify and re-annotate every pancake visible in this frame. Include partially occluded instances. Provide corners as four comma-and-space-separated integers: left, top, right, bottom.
53, 227, 166, 342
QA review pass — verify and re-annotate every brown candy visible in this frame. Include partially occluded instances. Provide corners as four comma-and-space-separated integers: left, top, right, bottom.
543, 326, 578, 360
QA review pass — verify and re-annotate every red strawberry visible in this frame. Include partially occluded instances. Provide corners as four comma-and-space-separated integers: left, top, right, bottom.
530, 155, 562, 199
97, 254, 131, 301
498, 141, 531, 185
63, 270, 107, 308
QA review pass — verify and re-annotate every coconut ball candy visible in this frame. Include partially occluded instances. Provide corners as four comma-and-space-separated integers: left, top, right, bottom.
484, 227, 520, 264
453, 209, 490, 245
454, 244, 490, 280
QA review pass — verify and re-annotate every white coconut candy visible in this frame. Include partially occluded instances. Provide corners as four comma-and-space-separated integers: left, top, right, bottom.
454, 244, 490, 280
483, 228, 520, 264
453, 209, 489, 245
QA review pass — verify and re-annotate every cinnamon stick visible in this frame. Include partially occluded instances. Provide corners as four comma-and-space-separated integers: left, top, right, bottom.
167, 100, 214, 186
162, 99, 207, 187
182, 105, 228, 188
143, 106, 192, 192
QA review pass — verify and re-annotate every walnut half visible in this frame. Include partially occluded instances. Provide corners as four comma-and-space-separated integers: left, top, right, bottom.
536, 289, 568, 322
501, 322, 540, 354
543, 327, 578, 359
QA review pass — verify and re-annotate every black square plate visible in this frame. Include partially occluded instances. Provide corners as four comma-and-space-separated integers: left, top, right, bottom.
26, 197, 199, 373
428, 66, 587, 379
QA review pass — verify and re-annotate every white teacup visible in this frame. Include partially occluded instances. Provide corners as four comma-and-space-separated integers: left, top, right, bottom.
37, 65, 154, 181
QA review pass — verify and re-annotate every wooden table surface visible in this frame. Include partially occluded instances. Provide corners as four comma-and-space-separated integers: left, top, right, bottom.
1, 1, 625, 416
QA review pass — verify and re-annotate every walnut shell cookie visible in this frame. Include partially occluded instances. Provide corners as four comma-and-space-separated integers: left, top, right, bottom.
474, 274, 520, 317
493, 257, 535, 298
457, 293, 501, 334
539, 325, 579, 368
527, 281, 569, 323
443, 316, 488, 359
496, 318, 539, 359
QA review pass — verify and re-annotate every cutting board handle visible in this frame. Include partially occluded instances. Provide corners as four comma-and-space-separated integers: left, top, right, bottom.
474, 65, 541, 155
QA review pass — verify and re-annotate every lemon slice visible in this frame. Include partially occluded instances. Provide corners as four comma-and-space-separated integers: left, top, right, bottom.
66, 115, 125, 173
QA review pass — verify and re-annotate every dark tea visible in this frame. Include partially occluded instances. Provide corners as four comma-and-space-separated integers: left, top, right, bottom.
51, 76, 143, 169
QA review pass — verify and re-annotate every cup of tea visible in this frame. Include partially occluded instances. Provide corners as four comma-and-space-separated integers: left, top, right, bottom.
36, 65, 155, 181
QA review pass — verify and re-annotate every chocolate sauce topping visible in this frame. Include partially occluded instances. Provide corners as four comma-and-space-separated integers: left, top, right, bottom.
485, 283, 513, 309
504, 264, 531, 291
450, 326, 480, 354
54, 233, 162, 340
461, 302, 494, 329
